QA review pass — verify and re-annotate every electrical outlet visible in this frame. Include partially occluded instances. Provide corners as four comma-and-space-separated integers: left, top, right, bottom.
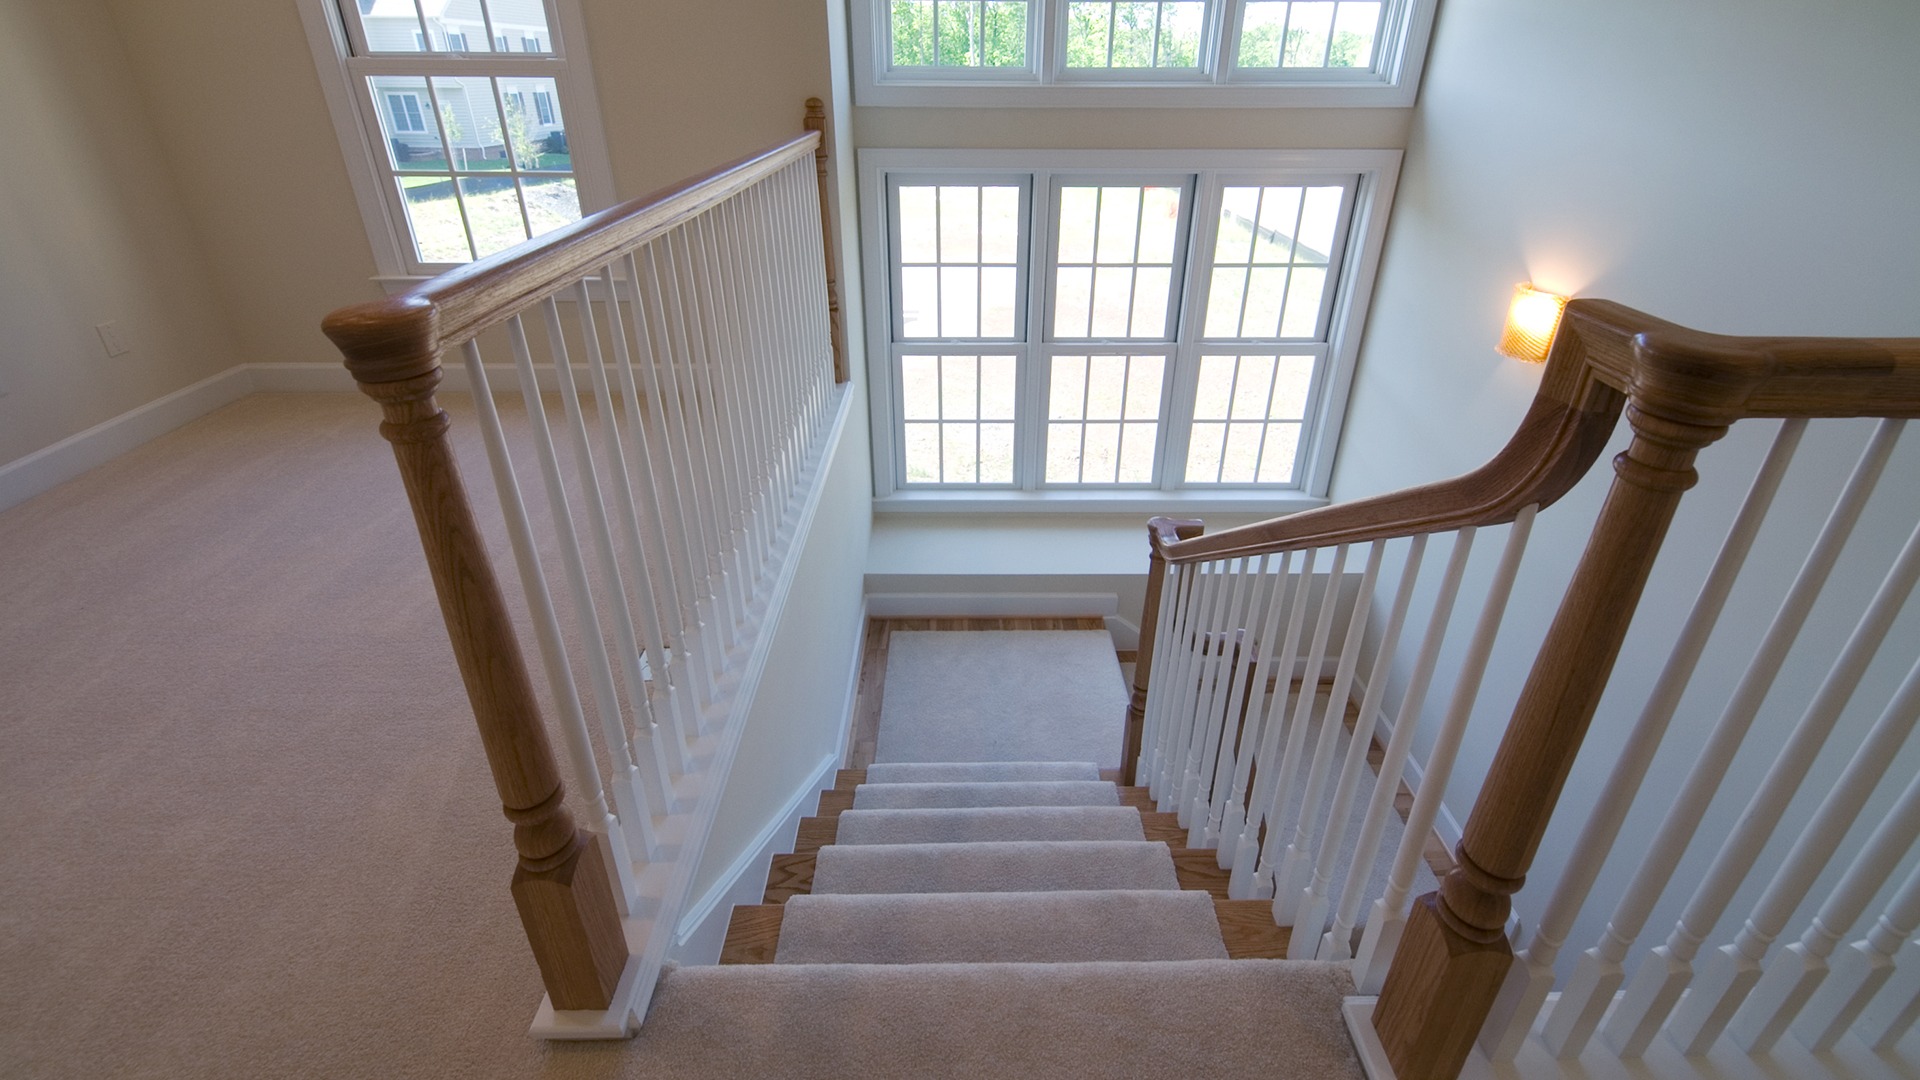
96, 322, 130, 358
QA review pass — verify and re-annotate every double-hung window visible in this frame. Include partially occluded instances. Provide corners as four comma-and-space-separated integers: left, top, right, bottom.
300, 0, 614, 278
853, 0, 1438, 105
862, 150, 1397, 501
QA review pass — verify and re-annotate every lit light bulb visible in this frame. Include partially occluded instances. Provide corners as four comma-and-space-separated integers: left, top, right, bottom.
1496, 284, 1569, 363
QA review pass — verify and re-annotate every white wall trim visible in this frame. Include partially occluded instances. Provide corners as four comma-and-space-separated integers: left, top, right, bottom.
668, 750, 839, 964
0, 365, 257, 513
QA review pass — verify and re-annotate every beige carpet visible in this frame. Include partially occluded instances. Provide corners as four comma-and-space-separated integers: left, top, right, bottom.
875, 630, 1130, 765
0, 393, 697, 1079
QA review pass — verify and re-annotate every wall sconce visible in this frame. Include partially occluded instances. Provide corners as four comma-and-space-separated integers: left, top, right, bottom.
1497, 283, 1569, 364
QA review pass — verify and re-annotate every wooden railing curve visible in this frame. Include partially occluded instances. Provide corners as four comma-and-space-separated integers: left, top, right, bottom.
322, 104, 847, 1022
1129, 298, 1920, 1080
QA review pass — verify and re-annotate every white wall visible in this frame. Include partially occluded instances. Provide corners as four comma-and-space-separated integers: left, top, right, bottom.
0, 0, 244, 465
1335, 0, 1920, 974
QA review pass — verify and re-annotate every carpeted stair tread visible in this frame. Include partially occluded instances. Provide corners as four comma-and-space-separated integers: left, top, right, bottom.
851, 780, 1119, 810
813, 839, 1179, 894
865, 761, 1099, 783
774, 889, 1227, 964
630, 959, 1366, 1079
834, 805, 1145, 845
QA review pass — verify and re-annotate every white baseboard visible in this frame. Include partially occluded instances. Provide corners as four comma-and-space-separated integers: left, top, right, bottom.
864, 591, 1121, 618
1, 360, 651, 513
0, 365, 260, 512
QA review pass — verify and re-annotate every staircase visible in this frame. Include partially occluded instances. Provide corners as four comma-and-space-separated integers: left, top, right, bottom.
670, 760, 1367, 1077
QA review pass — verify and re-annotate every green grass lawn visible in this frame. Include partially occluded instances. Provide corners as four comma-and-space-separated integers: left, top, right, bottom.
403, 176, 580, 262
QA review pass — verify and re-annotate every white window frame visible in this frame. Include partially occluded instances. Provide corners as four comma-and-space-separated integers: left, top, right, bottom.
860, 147, 1400, 511
851, 0, 1438, 108
297, 0, 616, 284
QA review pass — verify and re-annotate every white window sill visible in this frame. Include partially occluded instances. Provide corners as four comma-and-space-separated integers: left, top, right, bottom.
873, 489, 1329, 515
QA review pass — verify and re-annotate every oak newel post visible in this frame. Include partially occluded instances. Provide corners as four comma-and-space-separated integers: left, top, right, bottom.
1371, 336, 1746, 1079
1123, 516, 1205, 786
323, 297, 628, 1012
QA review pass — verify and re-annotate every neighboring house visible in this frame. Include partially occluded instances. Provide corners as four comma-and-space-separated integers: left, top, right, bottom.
360, 0, 562, 162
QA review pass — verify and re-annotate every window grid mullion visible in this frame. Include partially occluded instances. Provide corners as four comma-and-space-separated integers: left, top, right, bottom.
418, 77, 479, 261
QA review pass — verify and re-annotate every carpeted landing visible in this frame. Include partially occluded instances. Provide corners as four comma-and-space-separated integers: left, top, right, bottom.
671, 760, 1369, 1078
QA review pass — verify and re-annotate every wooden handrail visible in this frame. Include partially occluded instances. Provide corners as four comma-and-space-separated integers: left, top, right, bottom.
324, 130, 822, 386
1158, 299, 1920, 566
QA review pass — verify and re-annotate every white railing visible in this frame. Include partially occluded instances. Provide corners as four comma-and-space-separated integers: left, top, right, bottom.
1128, 301, 1920, 1080
325, 106, 848, 1039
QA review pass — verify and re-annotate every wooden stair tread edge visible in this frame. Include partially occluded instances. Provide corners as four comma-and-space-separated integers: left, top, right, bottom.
764, 852, 816, 904
1169, 848, 1231, 898
719, 905, 784, 964
1214, 899, 1291, 960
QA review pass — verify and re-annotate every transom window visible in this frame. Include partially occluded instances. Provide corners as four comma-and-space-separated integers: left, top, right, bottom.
856, 0, 1435, 105
862, 151, 1398, 499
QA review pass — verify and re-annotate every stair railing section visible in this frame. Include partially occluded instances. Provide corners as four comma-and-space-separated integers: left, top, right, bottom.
323, 101, 848, 1039
1127, 300, 1920, 1080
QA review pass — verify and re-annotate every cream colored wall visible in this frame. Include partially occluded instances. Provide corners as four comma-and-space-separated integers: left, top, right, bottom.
0, 0, 244, 464
1333, 0, 1920, 975
95, 0, 834, 373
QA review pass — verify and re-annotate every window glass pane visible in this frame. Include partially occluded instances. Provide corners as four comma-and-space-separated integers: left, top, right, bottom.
1185, 353, 1305, 483
893, 1, 1028, 68
523, 176, 579, 237
901, 355, 941, 419
1045, 354, 1163, 484
495, 0, 555, 54
498, 77, 568, 171
1236, 1, 1378, 70
360, 0, 431, 53
1205, 184, 1345, 339
369, 77, 449, 171
432, 76, 504, 172
897, 183, 1021, 340
900, 354, 1017, 484
397, 177, 472, 262
458, 175, 529, 257
1054, 184, 1182, 340
1065, 2, 1207, 69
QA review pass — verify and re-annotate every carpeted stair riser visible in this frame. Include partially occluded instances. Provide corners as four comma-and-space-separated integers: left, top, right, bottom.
864, 760, 1099, 783
851, 779, 1118, 810
811, 839, 1180, 894
774, 889, 1228, 964
833, 805, 1146, 845
633, 960, 1367, 1079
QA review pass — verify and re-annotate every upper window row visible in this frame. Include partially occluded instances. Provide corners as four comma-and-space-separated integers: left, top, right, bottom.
854, 0, 1435, 104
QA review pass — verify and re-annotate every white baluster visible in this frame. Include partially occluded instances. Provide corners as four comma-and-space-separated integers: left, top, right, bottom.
1176, 559, 1242, 826
537, 300, 681, 807
1254, 546, 1351, 906
1322, 527, 1476, 963
1274, 541, 1384, 920
1796, 866, 1920, 1051
1139, 561, 1181, 785
1661, 507, 1920, 1055
1210, 555, 1280, 862
1487, 420, 1805, 1061
504, 315, 667, 830
1149, 558, 1203, 801
1228, 548, 1319, 892
1219, 554, 1289, 878
1354, 506, 1537, 993
1733, 718, 1920, 1053
461, 342, 652, 895
1188, 557, 1262, 848
1585, 417, 1905, 1058
567, 283, 690, 780
679, 220, 755, 606
598, 260, 704, 747
1293, 534, 1427, 958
